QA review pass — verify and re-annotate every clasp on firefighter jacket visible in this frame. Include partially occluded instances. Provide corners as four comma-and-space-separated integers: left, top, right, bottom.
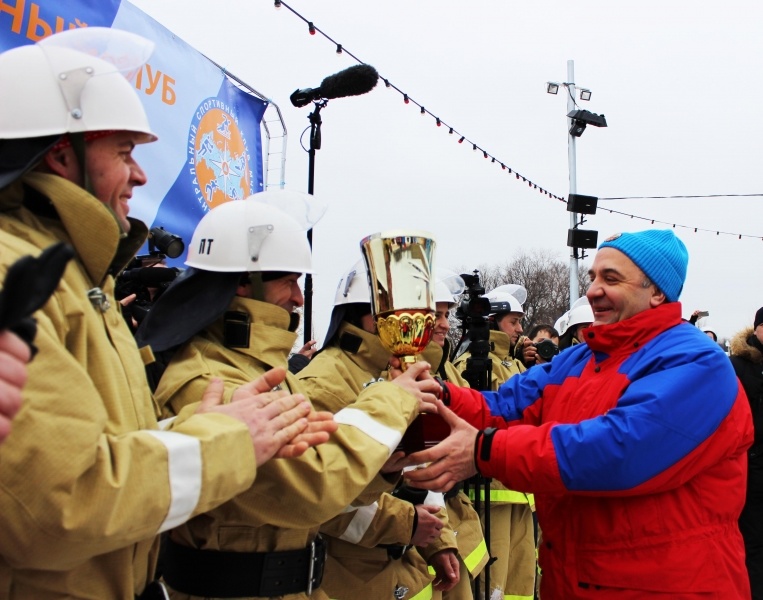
87, 287, 110, 312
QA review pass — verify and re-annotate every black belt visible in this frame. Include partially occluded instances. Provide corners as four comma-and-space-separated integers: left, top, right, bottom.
162, 535, 326, 598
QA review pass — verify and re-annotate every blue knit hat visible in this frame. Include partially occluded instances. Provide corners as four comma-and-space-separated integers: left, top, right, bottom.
598, 230, 688, 302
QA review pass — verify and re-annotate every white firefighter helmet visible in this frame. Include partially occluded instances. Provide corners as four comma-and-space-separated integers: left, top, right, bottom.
324, 259, 373, 346
434, 269, 465, 307
486, 283, 527, 316
556, 296, 593, 337
554, 311, 570, 337
185, 192, 316, 274
567, 296, 594, 330
334, 259, 370, 306
0, 27, 156, 142
0, 28, 156, 189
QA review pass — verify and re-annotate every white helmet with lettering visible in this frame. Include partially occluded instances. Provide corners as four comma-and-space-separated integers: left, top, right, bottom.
0, 27, 157, 188
185, 192, 317, 274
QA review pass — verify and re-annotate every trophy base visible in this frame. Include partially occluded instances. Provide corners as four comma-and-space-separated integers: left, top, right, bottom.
397, 412, 450, 454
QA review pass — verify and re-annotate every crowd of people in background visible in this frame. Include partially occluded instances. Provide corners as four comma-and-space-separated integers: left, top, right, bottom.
0, 28, 761, 600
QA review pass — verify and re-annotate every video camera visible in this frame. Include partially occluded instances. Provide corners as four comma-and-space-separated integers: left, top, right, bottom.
115, 227, 185, 333
454, 271, 493, 392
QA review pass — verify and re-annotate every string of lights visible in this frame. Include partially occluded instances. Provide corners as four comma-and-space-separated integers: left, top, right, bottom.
599, 206, 762, 240
600, 194, 763, 200
272, 0, 762, 241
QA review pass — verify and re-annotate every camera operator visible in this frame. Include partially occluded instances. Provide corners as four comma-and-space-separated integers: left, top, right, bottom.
527, 323, 560, 366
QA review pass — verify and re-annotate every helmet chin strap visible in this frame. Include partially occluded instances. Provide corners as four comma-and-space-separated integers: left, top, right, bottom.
247, 272, 266, 302
69, 132, 91, 195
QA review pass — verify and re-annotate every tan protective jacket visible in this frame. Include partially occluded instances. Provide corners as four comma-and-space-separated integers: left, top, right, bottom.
0, 174, 256, 599
453, 330, 525, 392
298, 324, 457, 599
155, 298, 420, 599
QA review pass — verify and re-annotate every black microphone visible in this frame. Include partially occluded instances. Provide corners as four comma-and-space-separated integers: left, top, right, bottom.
290, 64, 379, 108
119, 267, 180, 286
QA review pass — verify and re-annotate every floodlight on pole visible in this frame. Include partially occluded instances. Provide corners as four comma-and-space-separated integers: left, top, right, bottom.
546, 61, 607, 307
567, 109, 607, 138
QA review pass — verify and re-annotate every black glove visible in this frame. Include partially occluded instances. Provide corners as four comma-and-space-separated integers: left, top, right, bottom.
0, 242, 74, 355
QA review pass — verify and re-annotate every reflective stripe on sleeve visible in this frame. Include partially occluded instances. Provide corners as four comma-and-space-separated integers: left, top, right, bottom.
157, 417, 176, 431
412, 582, 434, 600
464, 538, 489, 574
145, 430, 202, 532
338, 502, 379, 543
333, 407, 403, 454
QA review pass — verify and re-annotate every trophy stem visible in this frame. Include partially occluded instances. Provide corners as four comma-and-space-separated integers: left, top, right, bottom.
398, 354, 418, 372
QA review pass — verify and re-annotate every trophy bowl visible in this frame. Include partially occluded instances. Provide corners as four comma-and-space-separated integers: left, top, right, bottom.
360, 229, 446, 453
375, 311, 435, 369
360, 229, 436, 367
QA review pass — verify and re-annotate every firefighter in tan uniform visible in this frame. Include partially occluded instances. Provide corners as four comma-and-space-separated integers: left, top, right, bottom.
452, 285, 536, 600
298, 261, 459, 600
0, 30, 330, 600
139, 200, 441, 599
430, 271, 490, 599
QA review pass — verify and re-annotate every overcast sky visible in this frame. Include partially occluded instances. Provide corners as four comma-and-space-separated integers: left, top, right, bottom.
130, 0, 763, 343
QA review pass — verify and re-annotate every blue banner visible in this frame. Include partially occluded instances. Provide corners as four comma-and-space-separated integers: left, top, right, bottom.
0, 0, 266, 264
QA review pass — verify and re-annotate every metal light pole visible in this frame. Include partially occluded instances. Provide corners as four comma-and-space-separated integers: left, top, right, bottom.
566, 60, 579, 306
549, 60, 603, 308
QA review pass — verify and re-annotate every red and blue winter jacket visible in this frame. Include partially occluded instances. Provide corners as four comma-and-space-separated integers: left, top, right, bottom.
447, 302, 753, 598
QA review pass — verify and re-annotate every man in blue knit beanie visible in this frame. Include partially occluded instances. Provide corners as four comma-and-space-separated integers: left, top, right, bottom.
406, 229, 754, 599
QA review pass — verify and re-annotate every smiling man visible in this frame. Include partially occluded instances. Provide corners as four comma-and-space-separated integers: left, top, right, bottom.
405, 229, 754, 599
0, 29, 336, 599
43, 130, 150, 234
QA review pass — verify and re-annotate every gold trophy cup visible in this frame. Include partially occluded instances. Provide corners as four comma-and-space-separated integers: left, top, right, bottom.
360, 229, 436, 367
360, 229, 446, 452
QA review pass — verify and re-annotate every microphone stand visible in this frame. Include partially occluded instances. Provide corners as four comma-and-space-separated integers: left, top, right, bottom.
303, 99, 327, 346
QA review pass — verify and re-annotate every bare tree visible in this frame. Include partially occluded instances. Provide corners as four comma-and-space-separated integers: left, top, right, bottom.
450, 250, 590, 342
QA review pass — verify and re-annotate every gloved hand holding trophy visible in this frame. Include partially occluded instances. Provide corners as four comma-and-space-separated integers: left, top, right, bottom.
360, 229, 448, 453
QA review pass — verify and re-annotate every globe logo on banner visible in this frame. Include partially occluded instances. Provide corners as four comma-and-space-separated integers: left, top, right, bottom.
190, 99, 253, 211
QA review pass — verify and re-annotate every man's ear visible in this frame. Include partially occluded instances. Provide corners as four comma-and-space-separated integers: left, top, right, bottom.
235, 272, 251, 298
649, 287, 667, 308
42, 147, 78, 180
